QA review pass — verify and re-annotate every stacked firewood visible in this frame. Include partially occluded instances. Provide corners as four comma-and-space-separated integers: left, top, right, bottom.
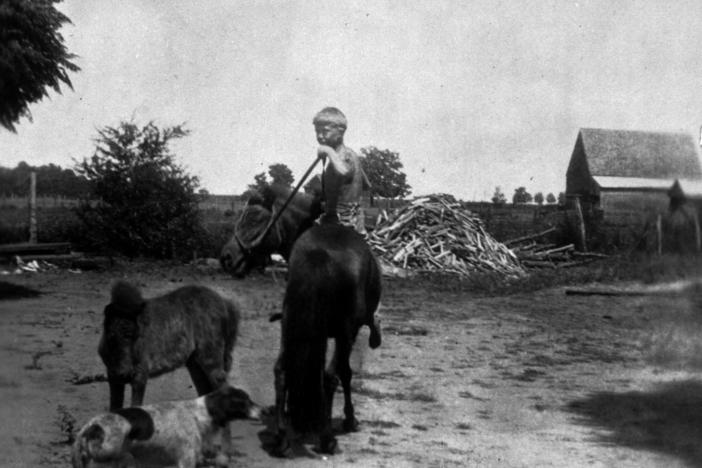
505, 228, 608, 268
368, 194, 525, 277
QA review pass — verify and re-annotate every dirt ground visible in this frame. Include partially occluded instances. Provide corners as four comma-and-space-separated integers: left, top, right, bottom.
2, 261, 702, 468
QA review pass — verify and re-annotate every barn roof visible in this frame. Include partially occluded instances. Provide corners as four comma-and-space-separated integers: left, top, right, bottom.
579, 128, 702, 179
592, 176, 674, 191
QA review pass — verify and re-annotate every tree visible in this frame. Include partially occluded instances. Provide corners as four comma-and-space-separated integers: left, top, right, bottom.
546, 192, 556, 204
512, 186, 532, 204
244, 163, 295, 197
267, 163, 294, 187
359, 146, 411, 201
557, 192, 566, 205
0, 0, 80, 131
74, 120, 202, 258
533, 192, 544, 205
491, 186, 507, 205
246, 172, 269, 195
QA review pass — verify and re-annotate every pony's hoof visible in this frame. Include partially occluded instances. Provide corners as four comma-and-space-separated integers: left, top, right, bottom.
271, 435, 293, 458
343, 417, 360, 433
317, 435, 338, 455
213, 452, 229, 467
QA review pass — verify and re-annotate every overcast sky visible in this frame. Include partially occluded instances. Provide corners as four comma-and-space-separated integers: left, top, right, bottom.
3, 0, 702, 200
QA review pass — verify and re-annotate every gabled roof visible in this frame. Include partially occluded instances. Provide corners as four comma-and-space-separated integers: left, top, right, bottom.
579, 128, 702, 179
674, 179, 702, 198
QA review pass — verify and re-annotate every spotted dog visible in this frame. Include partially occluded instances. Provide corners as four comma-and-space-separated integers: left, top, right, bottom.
72, 384, 261, 468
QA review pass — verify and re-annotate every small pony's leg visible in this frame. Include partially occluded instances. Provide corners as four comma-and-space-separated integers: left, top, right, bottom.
130, 379, 147, 407
108, 379, 126, 410
185, 354, 216, 395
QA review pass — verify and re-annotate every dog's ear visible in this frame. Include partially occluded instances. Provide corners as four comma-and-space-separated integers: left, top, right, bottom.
113, 407, 155, 441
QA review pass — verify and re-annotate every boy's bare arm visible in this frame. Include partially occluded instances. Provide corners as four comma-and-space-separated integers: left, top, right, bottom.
317, 145, 351, 177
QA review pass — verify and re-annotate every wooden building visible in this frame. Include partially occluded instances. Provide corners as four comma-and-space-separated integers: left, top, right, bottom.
565, 128, 702, 249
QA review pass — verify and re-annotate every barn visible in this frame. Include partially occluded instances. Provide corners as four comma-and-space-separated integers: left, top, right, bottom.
564, 128, 702, 249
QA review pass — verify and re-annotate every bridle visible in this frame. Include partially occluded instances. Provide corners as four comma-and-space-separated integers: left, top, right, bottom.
229, 156, 323, 273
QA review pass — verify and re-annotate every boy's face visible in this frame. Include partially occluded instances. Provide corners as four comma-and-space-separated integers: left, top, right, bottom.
315, 123, 344, 147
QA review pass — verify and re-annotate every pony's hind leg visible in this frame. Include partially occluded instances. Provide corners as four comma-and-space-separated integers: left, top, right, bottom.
336, 337, 359, 433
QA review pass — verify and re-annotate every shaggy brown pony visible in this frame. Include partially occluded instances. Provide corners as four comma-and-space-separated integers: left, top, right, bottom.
99, 281, 240, 411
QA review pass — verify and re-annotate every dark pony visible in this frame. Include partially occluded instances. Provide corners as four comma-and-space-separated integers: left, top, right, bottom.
272, 222, 382, 455
220, 184, 322, 277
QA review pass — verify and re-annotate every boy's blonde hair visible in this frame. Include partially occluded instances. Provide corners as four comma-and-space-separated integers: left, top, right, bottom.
313, 107, 347, 130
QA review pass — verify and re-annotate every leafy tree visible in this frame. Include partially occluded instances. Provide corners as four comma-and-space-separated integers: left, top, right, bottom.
268, 163, 294, 187
360, 146, 411, 200
0, 162, 89, 197
491, 186, 507, 205
0, 0, 80, 131
534, 192, 544, 205
546, 192, 556, 204
244, 163, 295, 197
557, 192, 566, 205
512, 186, 532, 204
74, 120, 202, 258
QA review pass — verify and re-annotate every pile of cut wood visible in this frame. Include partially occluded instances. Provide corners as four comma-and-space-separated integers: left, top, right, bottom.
505, 227, 607, 268
368, 194, 525, 277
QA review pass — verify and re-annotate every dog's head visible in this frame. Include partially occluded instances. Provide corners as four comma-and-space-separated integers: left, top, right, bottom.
205, 384, 261, 426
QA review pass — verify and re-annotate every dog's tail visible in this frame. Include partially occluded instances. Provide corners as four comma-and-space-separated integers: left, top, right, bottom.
283, 248, 337, 434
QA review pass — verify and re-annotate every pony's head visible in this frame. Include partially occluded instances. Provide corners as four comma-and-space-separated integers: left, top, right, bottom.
220, 184, 322, 278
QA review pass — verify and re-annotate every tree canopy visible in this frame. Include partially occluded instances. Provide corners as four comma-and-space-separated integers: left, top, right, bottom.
74, 120, 202, 258
491, 186, 507, 205
512, 186, 533, 204
359, 146, 411, 200
0, 0, 80, 131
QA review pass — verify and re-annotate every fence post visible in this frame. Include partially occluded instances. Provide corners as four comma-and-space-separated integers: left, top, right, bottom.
29, 171, 37, 244
573, 196, 587, 252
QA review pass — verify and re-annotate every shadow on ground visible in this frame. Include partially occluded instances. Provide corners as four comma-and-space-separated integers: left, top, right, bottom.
567, 379, 702, 466
0, 281, 41, 300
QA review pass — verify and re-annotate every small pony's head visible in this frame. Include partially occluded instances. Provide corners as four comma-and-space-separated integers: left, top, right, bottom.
98, 282, 146, 381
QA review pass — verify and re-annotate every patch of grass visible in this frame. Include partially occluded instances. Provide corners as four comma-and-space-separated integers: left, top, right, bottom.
458, 390, 487, 401
412, 424, 429, 431
383, 324, 429, 336
455, 422, 472, 430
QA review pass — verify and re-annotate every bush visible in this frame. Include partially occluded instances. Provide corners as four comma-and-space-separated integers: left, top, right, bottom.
75, 121, 202, 259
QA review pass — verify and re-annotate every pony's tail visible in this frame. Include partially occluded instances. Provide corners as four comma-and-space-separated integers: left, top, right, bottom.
284, 249, 334, 434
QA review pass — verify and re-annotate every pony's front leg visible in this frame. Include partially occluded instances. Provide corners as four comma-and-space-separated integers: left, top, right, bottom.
108, 379, 126, 410
368, 313, 382, 349
272, 352, 291, 457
